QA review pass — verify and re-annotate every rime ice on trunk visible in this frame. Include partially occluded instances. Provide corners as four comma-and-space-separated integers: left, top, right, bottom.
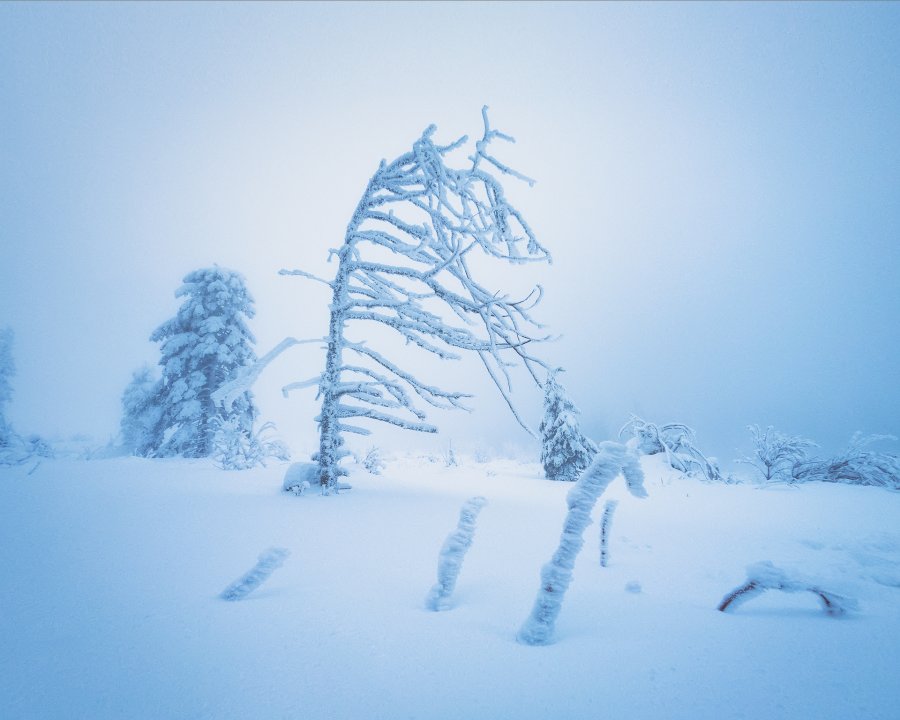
426, 496, 487, 611
282, 108, 552, 493
517, 442, 647, 646
599, 499, 618, 568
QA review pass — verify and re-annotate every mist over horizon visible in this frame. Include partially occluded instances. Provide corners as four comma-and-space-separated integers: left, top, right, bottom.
2, 2, 898, 467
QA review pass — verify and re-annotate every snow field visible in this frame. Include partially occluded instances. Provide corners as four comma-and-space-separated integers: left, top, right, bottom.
1, 453, 898, 719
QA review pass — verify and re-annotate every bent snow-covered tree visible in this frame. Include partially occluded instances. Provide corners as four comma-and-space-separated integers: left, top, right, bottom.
283, 108, 552, 492
150, 267, 258, 458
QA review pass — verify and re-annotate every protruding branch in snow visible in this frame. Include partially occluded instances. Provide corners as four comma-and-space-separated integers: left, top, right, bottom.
426, 496, 487, 611
517, 442, 647, 646
213, 337, 325, 410
219, 547, 290, 601
599, 499, 618, 568
717, 561, 857, 617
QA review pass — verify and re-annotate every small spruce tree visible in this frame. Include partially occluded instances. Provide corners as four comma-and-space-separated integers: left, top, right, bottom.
120, 365, 163, 456
539, 369, 597, 481
150, 267, 258, 458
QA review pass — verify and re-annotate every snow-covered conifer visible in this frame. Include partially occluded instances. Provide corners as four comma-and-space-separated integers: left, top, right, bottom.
150, 267, 258, 458
0, 327, 14, 447
518, 441, 647, 646
539, 369, 596, 481
120, 365, 163, 456
426, 496, 487, 611
281, 108, 552, 493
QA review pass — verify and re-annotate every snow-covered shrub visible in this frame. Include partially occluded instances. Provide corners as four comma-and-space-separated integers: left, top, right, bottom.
736, 424, 816, 484
212, 418, 290, 470
151, 267, 258, 458
443, 442, 458, 468
599, 499, 618, 568
792, 433, 899, 490
518, 441, 647, 646
619, 415, 721, 482
360, 446, 385, 475
426, 496, 487, 611
0, 326, 14, 448
120, 365, 163, 456
281, 108, 552, 493
717, 561, 856, 616
539, 369, 597, 481
282, 462, 319, 495
220, 547, 290, 601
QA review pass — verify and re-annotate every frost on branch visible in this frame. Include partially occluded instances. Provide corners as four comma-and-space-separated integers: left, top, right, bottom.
792, 433, 899, 490
736, 424, 816, 484
539, 368, 597, 481
220, 547, 290, 601
717, 561, 857, 616
426, 496, 487, 611
284, 107, 552, 493
517, 441, 647, 646
620, 415, 721, 482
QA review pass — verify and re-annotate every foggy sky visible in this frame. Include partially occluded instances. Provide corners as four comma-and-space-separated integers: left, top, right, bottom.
2, 1, 898, 464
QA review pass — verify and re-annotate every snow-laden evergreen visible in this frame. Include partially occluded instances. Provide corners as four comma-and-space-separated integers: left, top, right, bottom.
119, 365, 162, 456
282, 108, 552, 493
539, 369, 597, 481
150, 267, 258, 458
717, 561, 857, 616
0, 326, 14, 447
426, 496, 487, 611
518, 441, 647, 646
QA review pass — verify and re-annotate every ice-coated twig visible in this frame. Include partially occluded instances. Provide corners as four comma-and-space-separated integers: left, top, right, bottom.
717, 561, 856, 616
426, 496, 487, 611
219, 547, 290, 601
599, 499, 618, 568
517, 442, 647, 646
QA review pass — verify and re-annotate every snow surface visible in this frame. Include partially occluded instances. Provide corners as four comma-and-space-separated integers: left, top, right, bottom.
1, 453, 899, 719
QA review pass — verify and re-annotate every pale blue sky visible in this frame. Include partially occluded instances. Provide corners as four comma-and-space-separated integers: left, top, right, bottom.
1, 2, 898, 462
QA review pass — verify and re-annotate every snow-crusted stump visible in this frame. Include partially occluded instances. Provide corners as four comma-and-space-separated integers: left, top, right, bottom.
717, 561, 857, 617
220, 548, 290, 601
518, 441, 647, 646
426, 496, 487, 611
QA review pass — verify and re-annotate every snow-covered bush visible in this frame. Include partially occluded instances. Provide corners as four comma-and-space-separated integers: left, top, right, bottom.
619, 415, 721, 481
736, 424, 816, 484
120, 365, 163, 456
360, 446, 385, 475
0, 326, 15, 448
717, 561, 856, 616
150, 267, 258, 458
426, 496, 487, 611
518, 441, 647, 646
539, 369, 597, 481
220, 547, 290, 601
281, 108, 552, 493
792, 433, 899, 490
212, 418, 290, 470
